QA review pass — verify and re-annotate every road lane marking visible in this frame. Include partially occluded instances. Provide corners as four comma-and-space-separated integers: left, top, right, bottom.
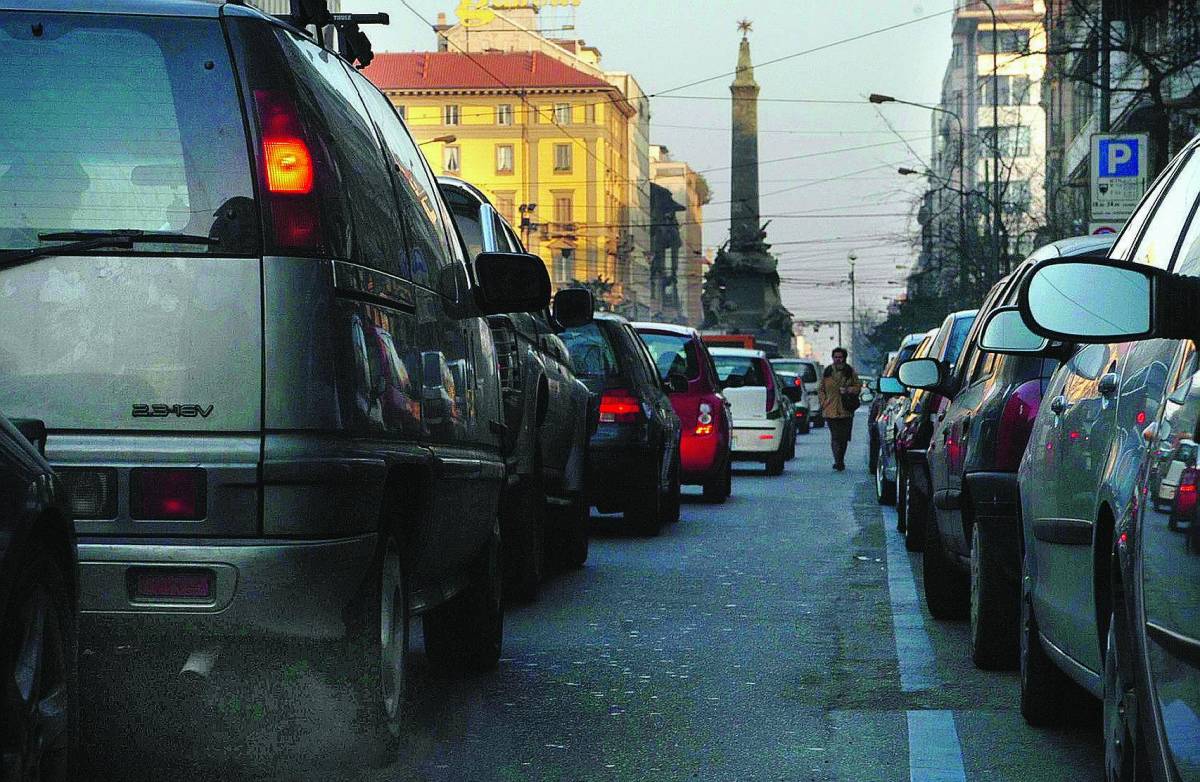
881, 507, 939, 692
906, 710, 967, 782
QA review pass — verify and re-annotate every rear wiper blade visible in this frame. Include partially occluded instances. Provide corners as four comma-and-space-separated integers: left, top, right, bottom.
0, 230, 217, 270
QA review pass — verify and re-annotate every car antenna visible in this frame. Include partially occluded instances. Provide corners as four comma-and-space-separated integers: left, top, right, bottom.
278, 0, 389, 69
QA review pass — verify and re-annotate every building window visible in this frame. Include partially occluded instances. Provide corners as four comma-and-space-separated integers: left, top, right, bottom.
1004, 179, 1031, 213
978, 28, 1030, 54
951, 42, 963, 67
554, 248, 574, 283
396, 104, 406, 120
496, 103, 513, 126
585, 104, 596, 123
495, 144, 514, 174
554, 102, 572, 125
444, 104, 460, 126
495, 193, 515, 225
553, 143, 573, 173
554, 194, 573, 227
980, 125, 1031, 157
443, 145, 461, 174
978, 75, 1031, 106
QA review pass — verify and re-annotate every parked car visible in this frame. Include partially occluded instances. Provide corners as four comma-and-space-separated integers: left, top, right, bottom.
439, 176, 596, 597
711, 348, 791, 475
899, 235, 1117, 670
1009, 135, 1200, 780
776, 370, 812, 434
560, 314, 682, 535
875, 329, 935, 508
633, 323, 734, 503
771, 367, 798, 460
0, 1, 554, 740
0, 416, 78, 778
771, 358, 823, 427
868, 332, 927, 475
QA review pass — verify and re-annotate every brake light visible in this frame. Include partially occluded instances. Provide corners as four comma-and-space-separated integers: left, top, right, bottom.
1136, 410, 1147, 425
1177, 467, 1199, 517
995, 379, 1042, 471
763, 362, 776, 412
758, 433, 775, 440
793, 377, 803, 386
129, 468, 207, 520
695, 424, 714, 436
253, 89, 321, 250
599, 389, 641, 423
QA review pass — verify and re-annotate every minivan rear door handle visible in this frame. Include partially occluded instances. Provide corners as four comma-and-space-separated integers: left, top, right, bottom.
1050, 395, 1070, 416
1099, 372, 1119, 397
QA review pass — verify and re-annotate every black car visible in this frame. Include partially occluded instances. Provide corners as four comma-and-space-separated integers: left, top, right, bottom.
561, 314, 683, 536
0, 416, 78, 778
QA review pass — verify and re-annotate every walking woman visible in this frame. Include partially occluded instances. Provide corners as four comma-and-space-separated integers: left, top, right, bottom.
818, 347, 861, 471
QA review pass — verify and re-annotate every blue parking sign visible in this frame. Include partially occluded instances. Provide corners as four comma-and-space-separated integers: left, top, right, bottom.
1098, 137, 1140, 177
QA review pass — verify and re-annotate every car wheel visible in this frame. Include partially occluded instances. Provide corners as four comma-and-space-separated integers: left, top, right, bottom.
503, 474, 545, 602
798, 418, 810, 435
626, 461, 663, 536
765, 449, 786, 476
895, 463, 908, 532
969, 523, 1019, 670
1104, 611, 1151, 781
664, 455, 682, 524
903, 476, 926, 553
423, 522, 503, 672
703, 458, 732, 504
922, 507, 969, 619
0, 541, 77, 782
347, 531, 409, 744
875, 448, 896, 505
1019, 551, 1074, 726
547, 495, 590, 569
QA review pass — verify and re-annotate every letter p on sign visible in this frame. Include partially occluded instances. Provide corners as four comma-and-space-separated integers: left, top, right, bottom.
1099, 138, 1139, 177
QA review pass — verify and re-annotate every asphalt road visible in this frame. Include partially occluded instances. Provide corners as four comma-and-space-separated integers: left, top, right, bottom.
79, 414, 1105, 781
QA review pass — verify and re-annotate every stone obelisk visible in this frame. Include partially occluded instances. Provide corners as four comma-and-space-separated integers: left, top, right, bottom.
701, 20, 793, 354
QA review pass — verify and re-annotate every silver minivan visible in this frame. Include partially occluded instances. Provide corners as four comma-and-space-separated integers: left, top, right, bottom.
0, 1, 550, 738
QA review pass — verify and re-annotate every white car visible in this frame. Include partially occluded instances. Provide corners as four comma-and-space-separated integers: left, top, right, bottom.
770, 358, 824, 427
712, 347, 790, 475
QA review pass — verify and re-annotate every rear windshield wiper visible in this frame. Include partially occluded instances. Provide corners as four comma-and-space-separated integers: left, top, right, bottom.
0, 230, 218, 270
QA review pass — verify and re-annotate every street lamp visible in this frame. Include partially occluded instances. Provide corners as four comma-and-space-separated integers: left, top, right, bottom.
871, 92, 968, 293
419, 134, 457, 146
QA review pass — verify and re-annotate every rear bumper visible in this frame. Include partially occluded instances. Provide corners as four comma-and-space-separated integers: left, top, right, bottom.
680, 430, 725, 481
962, 471, 1022, 582
586, 431, 658, 508
730, 420, 786, 457
77, 533, 378, 640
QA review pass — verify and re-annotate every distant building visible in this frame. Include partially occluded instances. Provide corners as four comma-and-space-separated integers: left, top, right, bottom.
650, 145, 709, 326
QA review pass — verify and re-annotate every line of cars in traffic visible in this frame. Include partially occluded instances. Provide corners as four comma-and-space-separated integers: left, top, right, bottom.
0, 2, 811, 773
871, 134, 1200, 780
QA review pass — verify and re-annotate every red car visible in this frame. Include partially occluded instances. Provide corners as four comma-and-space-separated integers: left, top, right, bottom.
634, 323, 733, 502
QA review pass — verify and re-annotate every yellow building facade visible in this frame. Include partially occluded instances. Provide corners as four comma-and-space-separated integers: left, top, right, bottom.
364, 52, 635, 303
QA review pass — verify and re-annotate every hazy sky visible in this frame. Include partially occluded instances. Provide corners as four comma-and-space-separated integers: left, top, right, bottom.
343, 0, 955, 358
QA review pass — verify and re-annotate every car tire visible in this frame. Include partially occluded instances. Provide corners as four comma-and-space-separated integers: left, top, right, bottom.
969, 523, 1018, 670
814, 416, 825, 429
1104, 611, 1151, 782
903, 476, 926, 553
1019, 552, 1075, 726
895, 463, 908, 531
664, 455, 682, 524
503, 474, 545, 602
922, 508, 969, 619
875, 448, 897, 505
547, 496, 590, 569
703, 458, 732, 504
423, 522, 503, 673
765, 449, 786, 476
0, 539, 77, 782
798, 418, 810, 435
626, 462, 663, 537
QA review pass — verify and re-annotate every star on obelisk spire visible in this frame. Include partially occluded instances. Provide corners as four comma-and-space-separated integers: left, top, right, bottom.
737, 18, 753, 39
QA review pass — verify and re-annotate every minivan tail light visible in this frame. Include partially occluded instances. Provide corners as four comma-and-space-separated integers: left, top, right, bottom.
599, 389, 641, 423
57, 468, 118, 519
995, 379, 1042, 472
1177, 468, 1199, 517
129, 468, 207, 520
252, 89, 321, 250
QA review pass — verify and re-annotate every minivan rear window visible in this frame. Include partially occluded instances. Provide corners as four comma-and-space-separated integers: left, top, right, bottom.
0, 13, 257, 254
561, 322, 620, 378
713, 355, 767, 387
638, 331, 700, 381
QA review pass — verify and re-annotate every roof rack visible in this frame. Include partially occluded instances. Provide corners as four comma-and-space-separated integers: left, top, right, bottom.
274, 0, 389, 68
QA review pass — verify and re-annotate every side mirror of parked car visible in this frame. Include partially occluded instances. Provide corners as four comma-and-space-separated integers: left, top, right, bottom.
897, 358, 945, 392
978, 306, 1050, 354
877, 376, 905, 395
472, 252, 552, 316
1019, 256, 1200, 343
10, 418, 47, 457
552, 287, 594, 329
665, 373, 689, 394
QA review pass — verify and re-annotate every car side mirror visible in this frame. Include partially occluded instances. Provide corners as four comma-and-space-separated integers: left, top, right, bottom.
897, 357, 945, 392
877, 376, 905, 395
1019, 256, 1200, 342
978, 306, 1050, 354
665, 373, 689, 394
552, 287, 594, 329
472, 252, 551, 316
11, 418, 46, 457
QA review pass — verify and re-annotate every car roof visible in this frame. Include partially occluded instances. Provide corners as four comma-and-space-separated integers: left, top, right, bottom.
771, 357, 816, 364
1028, 233, 1118, 262
593, 312, 630, 325
632, 322, 698, 338
708, 347, 768, 359
900, 332, 925, 348
12, 0, 225, 15
437, 176, 490, 205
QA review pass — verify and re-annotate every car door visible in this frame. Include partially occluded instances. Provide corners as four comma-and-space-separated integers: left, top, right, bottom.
624, 324, 676, 481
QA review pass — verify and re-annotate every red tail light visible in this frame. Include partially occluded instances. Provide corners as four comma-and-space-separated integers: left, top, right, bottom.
995, 379, 1042, 472
763, 362, 776, 412
253, 89, 321, 250
793, 377, 803, 386
599, 389, 641, 423
129, 468, 207, 520
1177, 468, 1199, 517
694, 401, 715, 436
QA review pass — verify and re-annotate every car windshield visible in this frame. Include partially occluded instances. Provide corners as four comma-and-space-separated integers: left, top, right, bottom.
0, 13, 256, 253
561, 322, 620, 378
638, 331, 699, 380
713, 354, 767, 386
